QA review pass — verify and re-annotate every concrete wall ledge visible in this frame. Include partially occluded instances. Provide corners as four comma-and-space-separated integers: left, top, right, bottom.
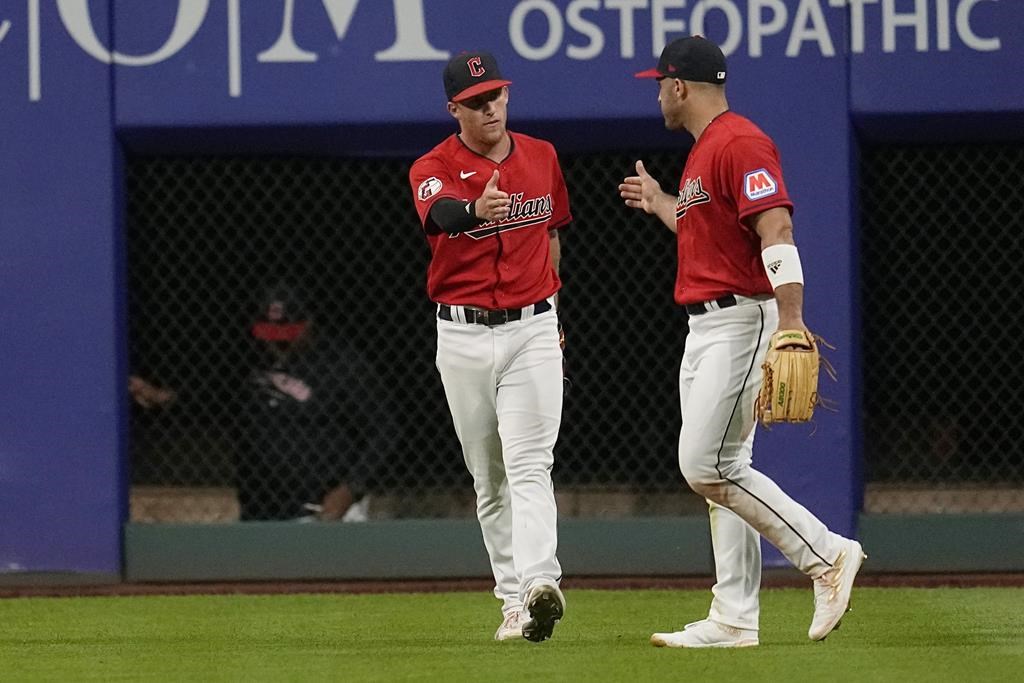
120, 513, 1024, 582
124, 517, 713, 582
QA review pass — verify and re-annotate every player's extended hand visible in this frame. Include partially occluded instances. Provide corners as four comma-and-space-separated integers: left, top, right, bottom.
476, 170, 511, 222
619, 160, 662, 215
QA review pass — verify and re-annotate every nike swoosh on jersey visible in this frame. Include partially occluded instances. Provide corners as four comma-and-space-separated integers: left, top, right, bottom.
460, 170, 477, 179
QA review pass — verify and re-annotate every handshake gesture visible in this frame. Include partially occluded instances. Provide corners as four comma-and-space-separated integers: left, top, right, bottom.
618, 160, 663, 215
475, 170, 511, 223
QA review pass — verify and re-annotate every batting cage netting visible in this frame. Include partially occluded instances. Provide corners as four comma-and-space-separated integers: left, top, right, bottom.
125, 144, 1024, 522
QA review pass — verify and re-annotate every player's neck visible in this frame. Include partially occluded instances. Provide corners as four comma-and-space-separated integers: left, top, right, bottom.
459, 131, 511, 163
687, 103, 729, 141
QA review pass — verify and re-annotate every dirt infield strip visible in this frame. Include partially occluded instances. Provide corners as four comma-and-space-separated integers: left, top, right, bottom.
2, 573, 1023, 599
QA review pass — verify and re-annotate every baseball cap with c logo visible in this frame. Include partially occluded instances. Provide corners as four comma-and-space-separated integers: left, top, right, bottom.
443, 51, 513, 102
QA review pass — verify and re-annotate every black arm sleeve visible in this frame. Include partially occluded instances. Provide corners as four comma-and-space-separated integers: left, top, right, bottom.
428, 198, 485, 234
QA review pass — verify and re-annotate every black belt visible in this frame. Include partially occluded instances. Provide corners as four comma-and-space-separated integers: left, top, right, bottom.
684, 294, 738, 316
438, 299, 551, 326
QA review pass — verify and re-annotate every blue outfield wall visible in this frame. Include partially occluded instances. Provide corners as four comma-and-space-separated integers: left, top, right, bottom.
0, 1, 123, 575
1, 0, 1021, 577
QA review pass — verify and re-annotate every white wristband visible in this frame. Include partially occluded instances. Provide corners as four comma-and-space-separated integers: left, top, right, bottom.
761, 243, 804, 289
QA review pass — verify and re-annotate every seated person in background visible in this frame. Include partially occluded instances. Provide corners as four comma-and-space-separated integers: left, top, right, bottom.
236, 286, 395, 522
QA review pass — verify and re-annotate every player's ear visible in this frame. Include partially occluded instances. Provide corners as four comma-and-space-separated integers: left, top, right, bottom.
673, 78, 689, 102
447, 101, 458, 119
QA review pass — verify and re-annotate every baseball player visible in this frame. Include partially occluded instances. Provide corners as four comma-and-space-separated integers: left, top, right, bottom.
619, 36, 865, 648
408, 51, 570, 643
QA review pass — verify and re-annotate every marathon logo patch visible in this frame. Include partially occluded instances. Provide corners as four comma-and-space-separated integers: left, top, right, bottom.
743, 169, 778, 200
417, 176, 443, 201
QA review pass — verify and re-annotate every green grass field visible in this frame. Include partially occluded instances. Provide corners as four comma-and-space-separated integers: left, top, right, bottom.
2, 587, 1022, 682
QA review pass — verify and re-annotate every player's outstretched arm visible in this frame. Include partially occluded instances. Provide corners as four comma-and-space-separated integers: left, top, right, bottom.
619, 160, 678, 233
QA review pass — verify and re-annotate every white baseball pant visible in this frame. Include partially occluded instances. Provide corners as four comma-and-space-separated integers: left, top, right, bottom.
679, 297, 846, 630
435, 302, 563, 614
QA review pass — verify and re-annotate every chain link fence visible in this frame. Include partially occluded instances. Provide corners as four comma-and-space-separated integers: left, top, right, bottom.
860, 144, 1024, 513
126, 150, 700, 523
126, 142, 1024, 522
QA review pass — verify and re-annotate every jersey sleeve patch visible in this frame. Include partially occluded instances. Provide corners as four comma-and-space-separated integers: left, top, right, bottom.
743, 169, 778, 200
417, 176, 443, 201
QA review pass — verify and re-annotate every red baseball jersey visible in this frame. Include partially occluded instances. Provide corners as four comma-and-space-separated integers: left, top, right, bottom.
409, 132, 572, 309
673, 111, 793, 305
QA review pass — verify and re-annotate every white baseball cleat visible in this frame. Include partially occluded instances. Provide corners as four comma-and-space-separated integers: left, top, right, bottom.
494, 610, 524, 641
808, 538, 867, 641
651, 619, 759, 648
521, 583, 565, 643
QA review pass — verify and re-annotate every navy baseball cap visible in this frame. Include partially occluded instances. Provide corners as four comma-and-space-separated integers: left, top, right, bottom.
444, 51, 512, 102
635, 36, 727, 84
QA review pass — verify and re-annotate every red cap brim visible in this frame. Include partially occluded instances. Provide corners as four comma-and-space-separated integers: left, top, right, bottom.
451, 80, 512, 102
634, 68, 663, 79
